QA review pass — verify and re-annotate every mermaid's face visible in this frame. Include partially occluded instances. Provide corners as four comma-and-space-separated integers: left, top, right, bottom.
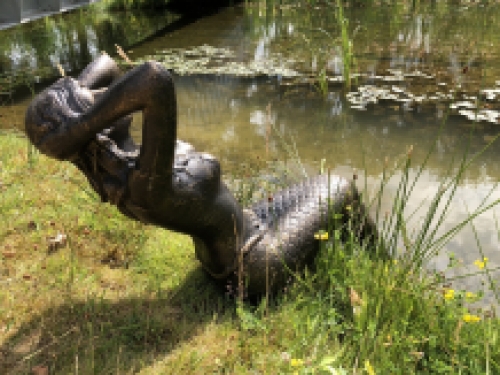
24, 77, 97, 154
74, 80, 95, 106
66, 77, 95, 111
32, 77, 94, 129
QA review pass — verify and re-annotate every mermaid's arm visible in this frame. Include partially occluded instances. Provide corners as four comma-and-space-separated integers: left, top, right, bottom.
81, 61, 177, 180
77, 52, 121, 89
78, 54, 135, 149
26, 61, 176, 167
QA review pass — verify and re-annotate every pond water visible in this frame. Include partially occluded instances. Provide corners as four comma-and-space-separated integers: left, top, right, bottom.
2, 1, 500, 306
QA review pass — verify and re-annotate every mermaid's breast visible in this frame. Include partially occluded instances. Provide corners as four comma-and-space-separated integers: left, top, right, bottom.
172, 141, 221, 195
75, 134, 138, 205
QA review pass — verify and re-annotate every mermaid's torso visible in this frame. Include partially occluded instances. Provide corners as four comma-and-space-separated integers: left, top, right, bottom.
73, 134, 221, 218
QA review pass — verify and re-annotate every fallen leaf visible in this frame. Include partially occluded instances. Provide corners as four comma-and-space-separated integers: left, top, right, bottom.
2, 250, 16, 259
410, 351, 425, 359
31, 365, 48, 375
349, 287, 363, 306
47, 233, 67, 253
56, 63, 65, 77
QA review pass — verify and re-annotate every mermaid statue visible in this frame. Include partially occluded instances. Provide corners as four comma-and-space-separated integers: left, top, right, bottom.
25, 53, 377, 297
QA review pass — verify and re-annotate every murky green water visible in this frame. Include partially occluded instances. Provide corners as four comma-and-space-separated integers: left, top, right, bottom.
2, 1, 500, 305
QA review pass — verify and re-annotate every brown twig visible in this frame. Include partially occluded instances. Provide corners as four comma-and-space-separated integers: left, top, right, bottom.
55, 63, 65, 77
115, 44, 133, 66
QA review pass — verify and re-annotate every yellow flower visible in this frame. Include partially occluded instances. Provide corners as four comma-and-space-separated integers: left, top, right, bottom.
364, 359, 376, 375
474, 260, 485, 269
444, 289, 455, 301
465, 291, 476, 300
314, 231, 329, 241
474, 257, 488, 270
463, 314, 481, 323
290, 358, 304, 367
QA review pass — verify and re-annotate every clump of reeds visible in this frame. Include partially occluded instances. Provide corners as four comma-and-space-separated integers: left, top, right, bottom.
335, 0, 356, 91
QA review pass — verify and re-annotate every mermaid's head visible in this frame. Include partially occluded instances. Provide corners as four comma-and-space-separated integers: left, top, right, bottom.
25, 77, 94, 155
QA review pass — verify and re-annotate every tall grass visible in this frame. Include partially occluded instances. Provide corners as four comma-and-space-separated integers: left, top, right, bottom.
335, 0, 356, 91
309, 0, 358, 96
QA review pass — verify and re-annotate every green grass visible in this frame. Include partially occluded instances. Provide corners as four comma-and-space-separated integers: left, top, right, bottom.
0, 129, 499, 374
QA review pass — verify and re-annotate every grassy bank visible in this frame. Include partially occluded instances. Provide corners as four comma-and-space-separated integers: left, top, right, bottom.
0, 131, 498, 374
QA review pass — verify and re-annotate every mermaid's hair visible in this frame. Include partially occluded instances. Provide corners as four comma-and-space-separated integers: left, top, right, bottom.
25, 77, 93, 158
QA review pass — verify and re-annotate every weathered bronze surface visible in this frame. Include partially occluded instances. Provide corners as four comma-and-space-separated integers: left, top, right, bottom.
25, 54, 377, 296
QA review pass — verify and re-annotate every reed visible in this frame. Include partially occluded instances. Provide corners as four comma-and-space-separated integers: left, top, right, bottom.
335, 0, 356, 91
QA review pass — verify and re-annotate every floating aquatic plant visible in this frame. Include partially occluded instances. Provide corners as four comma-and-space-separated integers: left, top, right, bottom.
132, 45, 301, 78
343, 69, 500, 124
129, 43, 500, 125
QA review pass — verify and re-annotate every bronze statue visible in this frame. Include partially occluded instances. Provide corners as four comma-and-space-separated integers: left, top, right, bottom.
25, 53, 377, 297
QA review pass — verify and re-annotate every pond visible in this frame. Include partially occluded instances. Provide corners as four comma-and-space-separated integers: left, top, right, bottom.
1, 1, 500, 306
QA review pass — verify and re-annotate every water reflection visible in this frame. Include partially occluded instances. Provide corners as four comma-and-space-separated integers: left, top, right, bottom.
0, 6, 180, 90
173, 74, 500, 177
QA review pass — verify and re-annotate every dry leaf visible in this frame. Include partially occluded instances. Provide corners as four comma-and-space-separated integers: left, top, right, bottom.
27, 220, 37, 230
31, 365, 48, 375
349, 287, 363, 306
56, 63, 65, 77
409, 351, 425, 359
47, 233, 67, 253
2, 250, 16, 258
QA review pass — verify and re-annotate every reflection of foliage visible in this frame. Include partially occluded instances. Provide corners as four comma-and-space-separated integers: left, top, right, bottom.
0, 4, 179, 95
102, 0, 170, 11
102, 0, 235, 10
243, 0, 500, 90
0, 67, 51, 105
